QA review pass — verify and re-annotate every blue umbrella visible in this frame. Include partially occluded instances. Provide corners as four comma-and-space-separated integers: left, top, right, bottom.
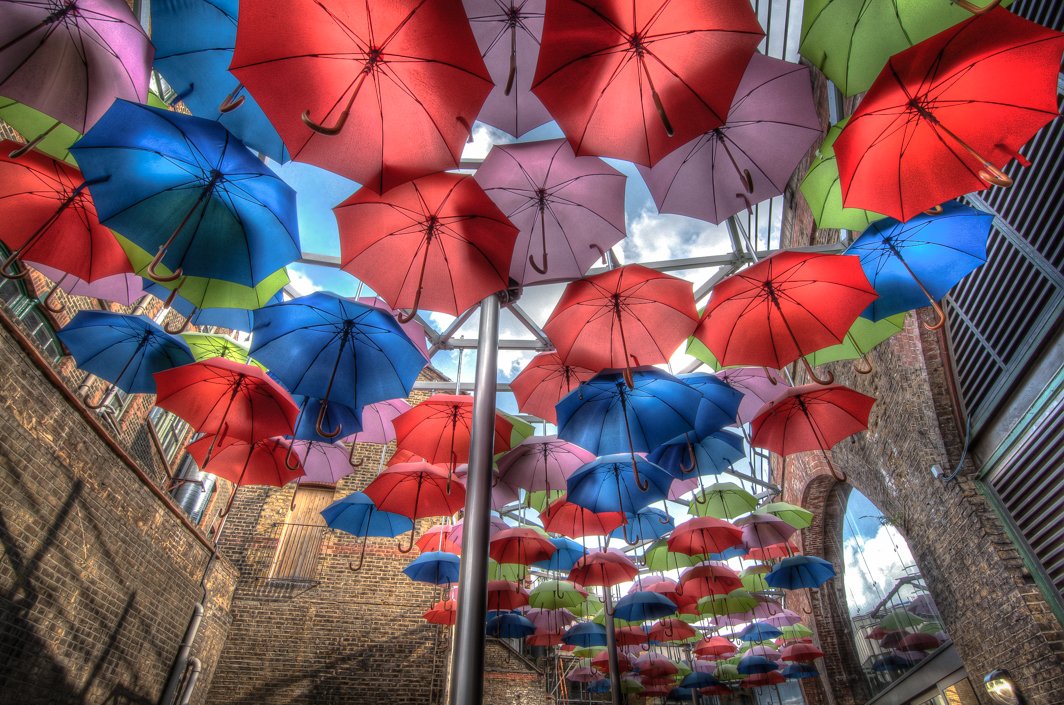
290, 395, 362, 444
648, 429, 745, 479
872, 653, 916, 672
486, 611, 536, 639
737, 622, 783, 642
843, 201, 992, 329
607, 508, 674, 544
566, 454, 674, 519
57, 311, 194, 402
613, 591, 677, 623
403, 551, 461, 585
151, 0, 289, 162
532, 537, 585, 573
144, 282, 284, 333
71, 100, 300, 286
251, 293, 426, 439
588, 678, 611, 694
562, 622, 608, 647
681, 672, 719, 688
782, 663, 819, 680
737, 654, 779, 675
765, 555, 836, 590
668, 687, 696, 701
708, 545, 748, 562
320, 491, 414, 570
557, 368, 702, 490
678, 372, 743, 435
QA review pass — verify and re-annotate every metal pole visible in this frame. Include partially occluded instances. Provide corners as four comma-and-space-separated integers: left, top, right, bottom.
602, 589, 624, 705
448, 294, 501, 705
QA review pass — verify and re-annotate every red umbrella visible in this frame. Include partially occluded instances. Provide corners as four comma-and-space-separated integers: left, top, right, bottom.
751, 383, 876, 481
416, 525, 462, 555
649, 618, 697, 643
540, 498, 625, 538
231, 0, 492, 193
593, 649, 632, 673
424, 598, 458, 626
393, 394, 514, 488
531, 0, 763, 166
186, 435, 304, 518
154, 359, 298, 462
677, 563, 743, 600
613, 626, 649, 646
747, 542, 799, 561
0, 144, 130, 282
668, 518, 744, 557
835, 8, 1064, 221
544, 264, 699, 384
694, 251, 878, 384
527, 630, 565, 647
336, 173, 518, 321
742, 671, 785, 688
569, 549, 637, 589
780, 643, 824, 663
694, 636, 738, 659
633, 652, 678, 678
509, 353, 595, 423
363, 462, 467, 552
487, 580, 530, 610
900, 632, 941, 652
490, 527, 556, 565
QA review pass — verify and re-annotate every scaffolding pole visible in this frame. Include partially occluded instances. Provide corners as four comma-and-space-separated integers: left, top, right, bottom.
448, 294, 501, 705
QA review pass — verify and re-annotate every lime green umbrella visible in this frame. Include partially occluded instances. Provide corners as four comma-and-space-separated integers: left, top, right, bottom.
878, 607, 924, 632
505, 413, 536, 448
643, 539, 703, 572
780, 624, 814, 640
488, 559, 528, 582
918, 621, 944, 635
758, 501, 814, 530
619, 678, 644, 694
715, 663, 742, 682
799, 0, 1011, 96
591, 610, 639, 627
119, 234, 289, 312
689, 482, 758, 520
685, 335, 723, 371
740, 571, 771, 593
525, 489, 565, 513
800, 118, 888, 231
698, 589, 758, 617
529, 580, 586, 610
806, 313, 906, 373
180, 332, 266, 368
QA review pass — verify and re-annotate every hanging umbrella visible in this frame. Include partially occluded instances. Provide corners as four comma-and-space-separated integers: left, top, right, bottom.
688, 482, 758, 520
669, 518, 744, 558
695, 636, 738, 659
782, 663, 819, 680
562, 622, 608, 648
737, 512, 798, 550
738, 623, 783, 644
649, 619, 697, 643
424, 599, 458, 626
532, 537, 585, 573
151, 0, 288, 162
0, 145, 130, 282
251, 293, 427, 438
638, 54, 822, 225
336, 172, 518, 320
642, 540, 701, 573
633, 652, 680, 678
699, 589, 758, 618
416, 525, 462, 556
751, 384, 875, 481
649, 430, 745, 480
540, 497, 625, 538
716, 367, 791, 426
393, 394, 514, 488
70, 100, 301, 286
569, 550, 638, 589
878, 608, 925, 632
488, 560, 528, 583
676, 562, 743, 600
529, 580, 588, 611
186, 435, 304, 516
57, 312, 194, 405
490, 527, 556, 565
766, 556, 836, 590
761, 608, 803, 627
566, 454, 674, 520
363, 462, 467, 552
509, 353, 595, 424
0, 0, 152, 132
779, 624, 814, 642
353, 297, 430, 360
289, 441, 354, 485
843, 202, 992, 330
180, 333, 258, 367
26, 261, 143, 313
758, 502, 814, 530
348, 399, 413, 445
694, 251, 879, 385
453, 464, 520, 511
497, 436, 594, 496
487, 581, 530, 611
231, 0, 491, 193
806, 313, 907, 375
800, 0, 1013, 98
780, 643, 823, 663
607, 508, 674, 545
0, 98, 80, 164
799, 118, 887, 231
680, 373, 744, 437
321, 491, 414, 570
475, 138, 626, 285
526, 631, 565, 647
531, 0, 763, 166
545, 265, 699, 382
289, 396, 363, 446
154, 358, 299, 454
524, 607, 577, 633
404, 552, 462, 585
613, 592, 677, 624
592, 649, 633, 674
464, 0, 551, 137
566, 666, 601, 684
834, 8, 1064, 221
487, 612, 536, 639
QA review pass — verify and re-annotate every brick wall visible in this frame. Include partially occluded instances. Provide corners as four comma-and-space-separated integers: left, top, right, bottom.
483, 641, 549, 705
0, 314, 238, 705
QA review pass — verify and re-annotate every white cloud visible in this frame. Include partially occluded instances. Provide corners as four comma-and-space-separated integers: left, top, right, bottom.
843, 523, 916, 616
621, 208, 731, 265
286, 266, 318, 296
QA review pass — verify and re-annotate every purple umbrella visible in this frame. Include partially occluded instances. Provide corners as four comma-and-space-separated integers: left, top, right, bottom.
354, 297, 430, 360
692, 660, 717, 674
497, 435, 595, 495
475, 138, 626, 286
344, 397, 413, 467
450, 515, 510, 545
763, 609, 803, 627
716, 367, 791, 425
748, 645, 781, 660
289, 441, 354, 485
523, 607, 577, 632
463, 0, 552, 138
750, 599, 787, 621
567, 666, 600, 683
454, 465, 521, 510
0, 0, 153, 133
637, 54, 822, 225
668, 474, 701, 501
738, 512, 797, 549
907, 594, 939, 619
27, 260, 143, 312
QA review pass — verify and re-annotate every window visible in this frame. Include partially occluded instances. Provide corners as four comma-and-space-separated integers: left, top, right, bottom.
0, 254, 63, 362
269, 486, 334, 581
148, 406, 190, 463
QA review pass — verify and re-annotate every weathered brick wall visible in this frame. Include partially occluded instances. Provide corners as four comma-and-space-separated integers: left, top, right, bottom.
483, 640, 549, 705
0, 315, 238, 705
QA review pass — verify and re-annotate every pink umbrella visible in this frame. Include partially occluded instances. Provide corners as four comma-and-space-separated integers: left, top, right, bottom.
290, 441, 354, 485
345, 398, 414, 465
763, 609, 803, 628
475, 138, 627, 285
737, 512, 797, 549
523, 607, 577, 632
567, 666, 600, 683
497, 436, 595, 495
748, 645, 782, 660
354, 297, 430, 360
453, 465, 521, 510
510, 352, 595, 424
716, 367, 791, 425
668, 474, 701, 500
692, 660, 717, 674
450, 515, 510, 545
751, 598, 787, 621
463, 0, 552, 137
27, 260, 144, 312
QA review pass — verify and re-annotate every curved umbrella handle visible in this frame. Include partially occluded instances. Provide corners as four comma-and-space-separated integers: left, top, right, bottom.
164, 313, 193, 335
679, 437, 697, 474
302, 107, 350, 136
315, 399, 343, 439
528, 251, 548, 275
800, 357, 834, 386
853, 352, 874, 375
763, 367, 779, 385
951, 0, 1001, 14
602, 587, 616, 616
348, 538, 369, 572
397, 525, 417, 553
630, 453, 650, 492
0, 250, 28, 280
40, 280, 65, 314
82, 384, 114, 410
218, 83, 245, 113
740, 169, 754, 194
823, 452, 847, 483
147, 246, 184, 283
658, 503, 672, 525
348, 440, 364, 467
284, 441, 302, 471
589, 244, 608, 265
923, 205, 944, 216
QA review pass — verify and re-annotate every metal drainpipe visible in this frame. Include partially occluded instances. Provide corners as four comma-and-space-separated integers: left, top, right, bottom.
176, 658, 201, 705
159, 555, 214, 705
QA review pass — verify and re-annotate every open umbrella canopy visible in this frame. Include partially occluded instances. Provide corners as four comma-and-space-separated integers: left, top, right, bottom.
799, 118, 887, 231
347, 399, 412, 445
0, 0, 153, 132
27, 261, 143, 309
737, 512, 797, 549
393, 394, 514, 473
669, 518, 744, 557
497, 436, 594, 495
569, 549, 638, 588
758, 502, 814, 530
487, 580, 530, 610
509, 353, 595, 424
751, 383, 876, 456
607, 508, 674, 544
424, 599, 458, 626
562, 621, 608, 648
320, 492, 414, 538
614, 592, 677, 624
489, 527, 556, 565
650, 429, 745, 480
71, 100, 301, 286
766, 555, 836, 590
532, 537, 585, 573
531, 0, 763, 166
699, 589, 758, 617
566, 454, 674, 516
181, 333, 259, 367
363, 463, 467, 521
289, 396, 362, 445
404, 551, 461, 585
231, 0, 492, 193
475, 138, 626, 286
187, 435, 304, 487
716, 367, 791, 425
417, 525, 462, 555
688, 482, 758, 520
695, 636, 738, 659
529, 580, 588, 611
290, 441, 355, 485
58, 312, 194, 395
676, 562, 743, 599
486, 611, 536, 638
738, 622, 783, 643
806, 313, 907, 371
541, 498, 625, 539
0, 98, 80, 164
780, 643, 824, 663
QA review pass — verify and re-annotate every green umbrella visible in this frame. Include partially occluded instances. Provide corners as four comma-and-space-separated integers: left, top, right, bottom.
698, 589, 758, 617
591, 610, 639, 627
571, 645, 606, 658
689, 482, 758, 520
488, 559, 528, 582
740, 571, 771, 593
180, 332, 266, 369
643, 539, 703, 572
505, 413, 536, 448
780, 624, 814, 640
715, 663, 742, 682
685, 334, 723, 371
800, 118, 888, 231
799, 0, 1011, 96
529, 580, 586, 610
526, 489, 565, 513
806, 313, 907, 372
619, 678, 644, 694
878, 607, 924, 632
918, 621, 944, 634
758, 501, 815, 530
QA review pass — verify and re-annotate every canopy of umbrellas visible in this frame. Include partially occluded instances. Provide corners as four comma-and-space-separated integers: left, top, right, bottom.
1, 0, 1061, 700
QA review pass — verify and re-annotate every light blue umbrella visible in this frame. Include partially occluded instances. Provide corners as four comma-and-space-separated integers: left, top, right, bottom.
403, 551, 461, 585
320, 491, 414, 570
